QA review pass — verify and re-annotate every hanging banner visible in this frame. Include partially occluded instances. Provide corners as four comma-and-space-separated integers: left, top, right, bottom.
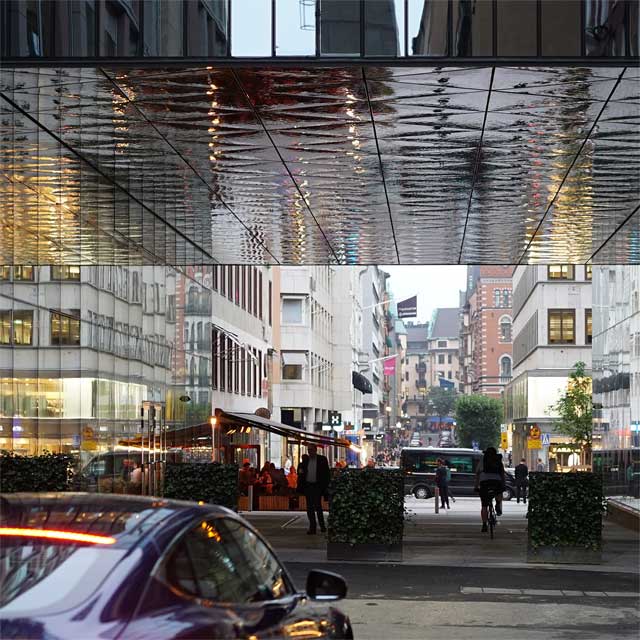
383, 357, 396, 376
397, 295, 417, 318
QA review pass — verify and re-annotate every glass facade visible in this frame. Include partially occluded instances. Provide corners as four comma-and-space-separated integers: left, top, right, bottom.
2, 1, 638, 60
0, 265, 213, 469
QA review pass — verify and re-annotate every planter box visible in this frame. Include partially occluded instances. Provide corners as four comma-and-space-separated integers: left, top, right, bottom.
527, 545, 602, 564
327, 542, 402, 562
258, 495, 290, 511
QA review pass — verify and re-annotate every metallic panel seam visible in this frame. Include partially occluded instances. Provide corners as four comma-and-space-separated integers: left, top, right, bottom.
588, 202, 640, 263
457, 66, 496, 264
99, 68, 281, 265
229, 68, 341, 264
361, 67, 401, 265
516, 66, 628, 265
0, 90, 218, 265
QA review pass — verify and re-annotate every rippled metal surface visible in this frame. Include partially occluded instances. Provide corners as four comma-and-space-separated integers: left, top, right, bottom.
0, 66, 637, 265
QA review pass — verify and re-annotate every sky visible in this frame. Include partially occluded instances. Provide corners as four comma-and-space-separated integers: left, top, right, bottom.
382, 266, 468, 324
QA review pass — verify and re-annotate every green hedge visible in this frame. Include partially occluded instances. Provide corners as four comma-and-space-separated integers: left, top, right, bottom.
164, 462, 238, 511
328, 468, 404, 545
528, 472, 605, 550
0, 451, 73, 492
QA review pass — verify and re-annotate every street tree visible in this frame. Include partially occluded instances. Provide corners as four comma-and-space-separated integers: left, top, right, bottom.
427, 386, 457, 428
550, 361, 593, 465
454, 394, 502, 449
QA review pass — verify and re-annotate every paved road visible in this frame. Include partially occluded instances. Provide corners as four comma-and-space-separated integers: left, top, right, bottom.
246, 497, 640, 638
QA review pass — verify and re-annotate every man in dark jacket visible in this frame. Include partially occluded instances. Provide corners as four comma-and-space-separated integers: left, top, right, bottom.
298, 444, 331, 534
514, 458, 529, 503
435, 459, 450, 509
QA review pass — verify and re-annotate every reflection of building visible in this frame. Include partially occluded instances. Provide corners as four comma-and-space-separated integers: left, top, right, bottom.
404, 322, 429, 431
209, 265, 273, 467
2, 0, 228, 57
0, 265, 211, 466
505, 265, 592, 468
320, 0, 399, 55
361, 267, 390, 432
592, 266, 638, 450
460, 267, 513, 399
427, 308, 461, 390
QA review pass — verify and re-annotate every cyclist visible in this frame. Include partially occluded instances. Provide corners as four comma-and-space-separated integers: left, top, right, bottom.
474, 446, 506, 533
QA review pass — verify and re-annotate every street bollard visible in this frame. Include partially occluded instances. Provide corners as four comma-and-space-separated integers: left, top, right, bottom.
248, 484, 254, 512
435, 486, 439, 513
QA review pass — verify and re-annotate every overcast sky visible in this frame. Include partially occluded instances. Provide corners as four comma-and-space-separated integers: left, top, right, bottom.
382, 266, 468, 324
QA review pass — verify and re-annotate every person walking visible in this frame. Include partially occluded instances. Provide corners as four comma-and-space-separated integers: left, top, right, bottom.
445, 462, 456, 503
435, 459, 450, 510
298, 444, 330, 534
536, 458, 545, 472
514, 458, 528, 503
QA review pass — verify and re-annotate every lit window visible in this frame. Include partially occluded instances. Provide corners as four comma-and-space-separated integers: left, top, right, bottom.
548, 310, 575, 344
51, 265, 80, 280
51, 310, 81, 346
548, 265, 574, 280
0, 266, 10, 280
0, 311, 11, 344
282, 298, 303, 324
13, 266, 34, 281
585, 309, 592, 345
13, 311, 33, 345
282, 352, 306, 381
585, 264, 592, 280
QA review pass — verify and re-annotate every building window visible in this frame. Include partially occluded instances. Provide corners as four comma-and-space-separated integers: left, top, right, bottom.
499, 316, 512, 342
438, 354, 445, 364
447, 354, 452, 364
447, 371, 452, 379
585, 264, 592, 280
548, 309, 575, 344
212, 329, 218, 390
51, 310, 80, 346
212, 266, 218, 291
493, 289, 501, 307
282, 298, 303, 324
437, 340, 447, 348
253, 268, 258, 316
234, 266, 240, 305
0, 310, 34, 345
220, 266, 226, 297
500, 355, 512, 381
268, 280, 272, 326
252, 348, 258, 396
502, 289, 510, 307
227, 267, 233, 301
259, 272, 263, 320
548, 265, 575, 280
13, 266, 34, 281
0, 266, 10, 280
282, 352, 306, 381
585, 309, 592, 345
50, 265, 81, 280
227, 337, 234, 393
242, 267, 247, 310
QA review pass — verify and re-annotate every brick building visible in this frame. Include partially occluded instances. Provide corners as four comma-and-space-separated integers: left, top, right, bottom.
460, 267, 513, 399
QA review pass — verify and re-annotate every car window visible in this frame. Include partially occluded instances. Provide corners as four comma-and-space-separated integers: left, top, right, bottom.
447, 455, 474, 473
165, 519, 290, 604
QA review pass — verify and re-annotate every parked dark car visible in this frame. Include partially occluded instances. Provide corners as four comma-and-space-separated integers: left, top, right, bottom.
400, 447, 516, 500
0, 493, 352, 639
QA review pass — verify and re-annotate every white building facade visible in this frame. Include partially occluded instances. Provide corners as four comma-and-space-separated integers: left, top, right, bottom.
505, 265, 592, 469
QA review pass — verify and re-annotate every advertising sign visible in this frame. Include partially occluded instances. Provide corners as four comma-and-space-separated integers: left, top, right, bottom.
383, 357, 396, 376
527, 438, 542, 450
500, 432, 508, 449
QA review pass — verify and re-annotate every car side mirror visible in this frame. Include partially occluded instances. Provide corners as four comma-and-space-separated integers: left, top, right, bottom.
306, 569, 347, 601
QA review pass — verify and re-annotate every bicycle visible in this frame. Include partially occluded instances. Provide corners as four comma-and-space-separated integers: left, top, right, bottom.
486, 489, 498, 539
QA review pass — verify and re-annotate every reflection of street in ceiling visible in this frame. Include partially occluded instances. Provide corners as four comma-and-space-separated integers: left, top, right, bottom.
0, 66, 637, 265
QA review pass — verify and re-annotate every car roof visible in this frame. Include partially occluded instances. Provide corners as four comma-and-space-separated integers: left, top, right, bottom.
401, 447, 479, 453
0, 493, 237, 550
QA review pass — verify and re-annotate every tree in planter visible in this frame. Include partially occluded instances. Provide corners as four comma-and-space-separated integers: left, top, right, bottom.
454, 394, 502, 449
550, 361, 593, 466
426, 387, 457, 429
